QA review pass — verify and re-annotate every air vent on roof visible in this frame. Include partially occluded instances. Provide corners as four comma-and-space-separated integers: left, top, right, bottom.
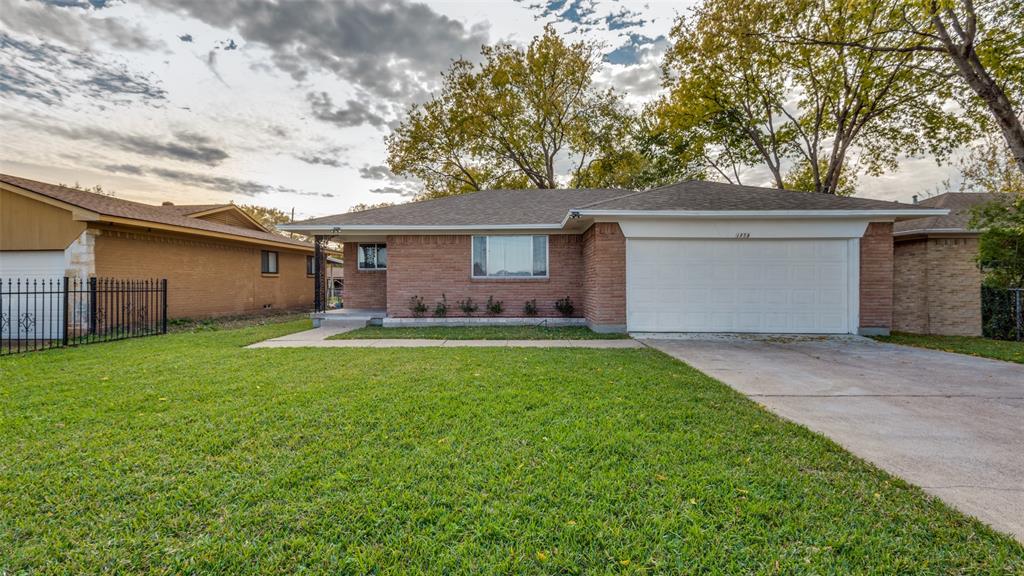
162, 201, 174, 206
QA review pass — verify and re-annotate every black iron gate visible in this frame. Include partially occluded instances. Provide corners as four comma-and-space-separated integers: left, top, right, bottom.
0, 277, 167, 356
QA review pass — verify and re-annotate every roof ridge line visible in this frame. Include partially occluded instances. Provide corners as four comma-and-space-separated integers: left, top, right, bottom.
572, 185, 665, 210
295, 186, 504, 223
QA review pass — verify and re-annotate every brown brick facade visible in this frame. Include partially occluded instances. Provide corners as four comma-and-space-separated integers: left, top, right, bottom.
859, 222, 894, 334
93, 225, 312, 319
582, 222, 626, 330
381, 234, 584, 318
893, 237, 981, 336
893, 238, 929, 334
342, 242, 387, 309
339, 222, 898, 335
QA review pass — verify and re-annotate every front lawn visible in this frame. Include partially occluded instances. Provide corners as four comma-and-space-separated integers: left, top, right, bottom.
329, 325, 629, 340
1, 322, 1021, 574
876, 332, 1024, 364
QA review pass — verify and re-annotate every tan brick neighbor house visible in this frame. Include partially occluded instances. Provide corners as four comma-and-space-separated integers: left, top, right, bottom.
282, 180, 946, 335
893, 192, 993, 336
0, 174, 315, 319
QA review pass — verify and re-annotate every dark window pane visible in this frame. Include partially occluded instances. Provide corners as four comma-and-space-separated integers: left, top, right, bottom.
359, 244, 375, 269
472, 236, 487, 276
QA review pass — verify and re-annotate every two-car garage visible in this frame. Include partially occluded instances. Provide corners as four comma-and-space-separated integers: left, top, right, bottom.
627, 238, 857, 333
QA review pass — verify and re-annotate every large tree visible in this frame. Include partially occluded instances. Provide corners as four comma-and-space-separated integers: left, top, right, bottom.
959, 136, 1024, 288
238, 204, 291, 230
955, 134, 1024, 195
571, 112, 706, 190
387, 25, 631, 197
795, 0, 1024, 178
655, 0, 970, 194
972, 193, 1024, 288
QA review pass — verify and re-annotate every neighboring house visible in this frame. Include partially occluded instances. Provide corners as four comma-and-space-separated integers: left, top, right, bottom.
282, 180, 946, 334
893, 192, 993, 336
0, 174, 315, 319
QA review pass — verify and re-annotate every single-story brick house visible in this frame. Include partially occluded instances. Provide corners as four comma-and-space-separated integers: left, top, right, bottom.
893, 192, 992, 336
283, 180, 946, 335
0, 174, 315, 319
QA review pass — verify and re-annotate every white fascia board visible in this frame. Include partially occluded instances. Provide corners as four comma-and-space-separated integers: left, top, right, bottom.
277, 223, 564, 234
280, 208, 952, 235
571, 208, 950, 219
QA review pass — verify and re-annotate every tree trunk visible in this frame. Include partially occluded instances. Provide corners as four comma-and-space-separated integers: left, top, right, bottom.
933, 12, 1024, 178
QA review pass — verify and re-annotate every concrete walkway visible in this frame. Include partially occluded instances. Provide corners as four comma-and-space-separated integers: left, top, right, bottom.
644, 335, 1024, 543
248, 326, 642, 349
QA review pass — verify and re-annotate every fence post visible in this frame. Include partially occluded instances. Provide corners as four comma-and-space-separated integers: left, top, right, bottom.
1011, 286, 1019, 340
62, 277, 69, 347
88, 276, 97, 336
161, 278, 168, 334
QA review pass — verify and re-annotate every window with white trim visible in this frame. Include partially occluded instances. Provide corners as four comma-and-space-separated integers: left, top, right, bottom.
472, 235, 548, 278
357, 243, 387, 270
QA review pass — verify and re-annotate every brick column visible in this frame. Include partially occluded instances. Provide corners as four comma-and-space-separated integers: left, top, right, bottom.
859, 222, 893, 335
581, 223, 627, 332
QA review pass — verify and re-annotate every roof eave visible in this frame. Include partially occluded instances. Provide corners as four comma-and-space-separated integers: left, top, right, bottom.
571, 208, 950, 219
95, 215, 313, 251
281, 208, 951, 234
894, 227, 978, 237
278, 223, 565, 234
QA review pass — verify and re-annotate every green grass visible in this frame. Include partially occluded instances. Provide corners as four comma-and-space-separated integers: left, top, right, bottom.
876, 332, 1024, 364
1, 322, 1021, 574
329, 325, 630, 340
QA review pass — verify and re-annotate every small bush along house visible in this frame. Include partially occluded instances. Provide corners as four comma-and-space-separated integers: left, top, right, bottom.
283, 180, 947, 334
0, 174, 314, 319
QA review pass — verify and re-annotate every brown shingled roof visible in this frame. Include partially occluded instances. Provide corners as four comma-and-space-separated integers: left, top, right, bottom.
578, 180, 923, 212
0, 173, 311, 249
893, 192, 995, 235
153, 203, 230, 216
293, 187, 631, 227
288, 179, 936, 230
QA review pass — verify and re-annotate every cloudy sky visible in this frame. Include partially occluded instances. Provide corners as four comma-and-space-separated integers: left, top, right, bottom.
0, 0, 959, 219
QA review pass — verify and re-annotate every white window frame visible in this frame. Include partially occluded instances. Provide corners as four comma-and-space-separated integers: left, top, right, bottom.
357, 243, 387, 271
471, 235, 549, 279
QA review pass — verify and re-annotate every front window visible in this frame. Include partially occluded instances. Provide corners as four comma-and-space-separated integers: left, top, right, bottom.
261, 250, 279, 274
472, 235, 548, 278
306, 255, 315, 276
358, 243, 387, 270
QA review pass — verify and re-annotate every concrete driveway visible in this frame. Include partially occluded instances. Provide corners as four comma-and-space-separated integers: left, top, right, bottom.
643, 336, 1024, 543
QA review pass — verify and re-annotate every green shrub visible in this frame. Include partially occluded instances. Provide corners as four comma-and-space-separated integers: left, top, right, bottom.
408, 295, 428, 318
523, 299, 538, 316
458, 297, 478, 316
555, 296, 575, 317
485, 296, 504, 316
433, 294, 449, 318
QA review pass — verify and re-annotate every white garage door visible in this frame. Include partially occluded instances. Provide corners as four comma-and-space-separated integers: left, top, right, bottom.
0, 250, 65, 278
627, 239, 852, 333
0, 251, 66, 340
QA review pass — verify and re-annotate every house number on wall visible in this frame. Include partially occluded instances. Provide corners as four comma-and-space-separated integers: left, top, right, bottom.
735, 232, 751, 239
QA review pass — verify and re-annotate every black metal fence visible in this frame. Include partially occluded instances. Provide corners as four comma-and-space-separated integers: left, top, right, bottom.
982, 286, 1024, 341
1, 277, 167, 356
